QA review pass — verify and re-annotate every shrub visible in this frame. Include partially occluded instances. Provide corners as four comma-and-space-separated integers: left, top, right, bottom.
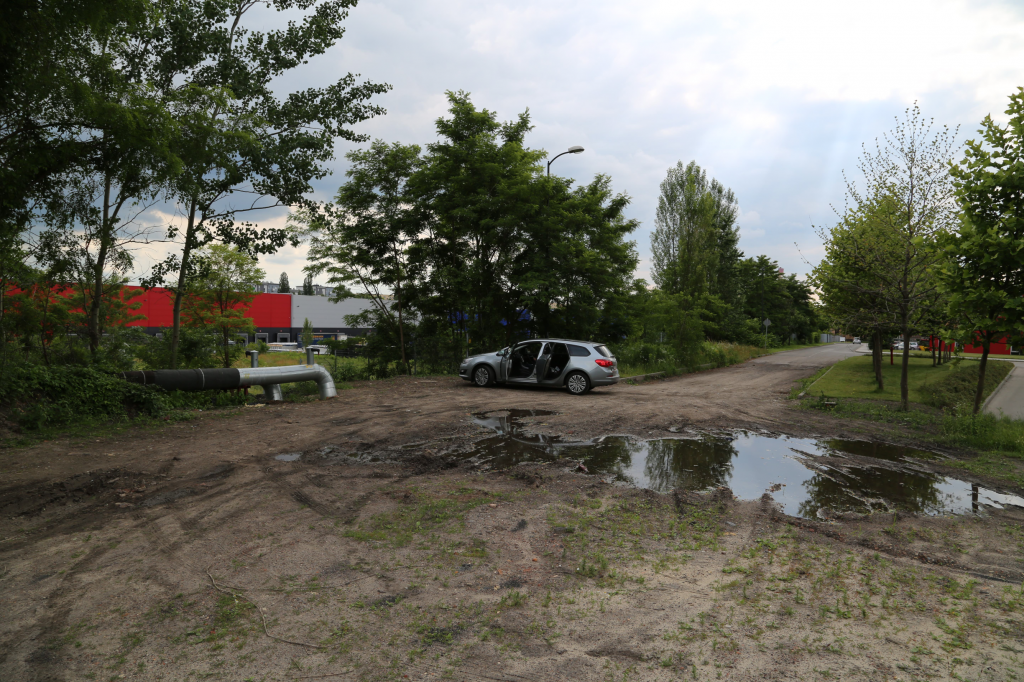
0, 365, 165, 430
0, 364, 248, 431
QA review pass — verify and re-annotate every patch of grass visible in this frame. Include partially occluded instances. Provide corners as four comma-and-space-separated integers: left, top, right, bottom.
921, 360, 1013, 410
343, 486, 502, 547
807, 355, 1012, 410
790, 366, 830, 399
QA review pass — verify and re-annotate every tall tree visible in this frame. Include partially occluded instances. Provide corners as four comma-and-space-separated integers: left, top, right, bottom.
302, 274, 314, 296
651, 161, 741, 300
813, 199, 903, 389
144, 0, 390, 369
938, 88, 1024, 413
181, 244, 264, 368
815, 104, 959, 410
304, 140, 421, 372
278, 272, 291, 294
407, 92, 637, 352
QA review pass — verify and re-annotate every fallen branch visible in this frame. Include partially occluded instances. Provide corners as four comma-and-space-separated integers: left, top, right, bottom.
206, 568, 324, 649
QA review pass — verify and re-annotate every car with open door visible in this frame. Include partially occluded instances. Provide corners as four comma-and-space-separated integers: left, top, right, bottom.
458, 339, 619, 395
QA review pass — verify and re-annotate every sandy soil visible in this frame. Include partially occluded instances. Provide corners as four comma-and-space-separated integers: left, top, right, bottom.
3, 345, 1024, 681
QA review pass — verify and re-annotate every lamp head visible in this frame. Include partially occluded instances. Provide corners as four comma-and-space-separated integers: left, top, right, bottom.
568, 145, 584, 154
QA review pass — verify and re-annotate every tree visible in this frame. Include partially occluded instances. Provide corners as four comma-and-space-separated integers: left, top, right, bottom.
302, 274, 314, 296
813, 199, 904, 389
407, 92, 637, 353
278, 273, 291, 294
181, 244, 264, 368
815, 104, 959, 410
938, 88, 1024, 413
143, 0, 390, 369
301, 318, 314, 349
737, 256, 818, 347
304, 140, 421, 373
651, 161, 741, 300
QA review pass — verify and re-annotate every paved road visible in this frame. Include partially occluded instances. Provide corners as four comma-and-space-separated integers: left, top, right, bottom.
750, 342, 861, 366
986, 362, 1024, 419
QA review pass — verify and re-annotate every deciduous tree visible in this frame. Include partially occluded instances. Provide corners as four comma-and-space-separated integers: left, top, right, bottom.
939, 88, 1024, 413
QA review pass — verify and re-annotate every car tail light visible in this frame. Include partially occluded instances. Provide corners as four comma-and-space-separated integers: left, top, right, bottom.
595, 358, 615, 368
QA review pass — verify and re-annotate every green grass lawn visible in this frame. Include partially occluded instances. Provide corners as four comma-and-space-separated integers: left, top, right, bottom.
810, 355, 1011, 406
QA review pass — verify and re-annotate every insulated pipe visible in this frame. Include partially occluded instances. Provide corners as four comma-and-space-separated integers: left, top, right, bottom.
121, 362, 337, 400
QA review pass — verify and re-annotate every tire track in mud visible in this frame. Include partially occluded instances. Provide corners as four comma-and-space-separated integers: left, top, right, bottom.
3, 541, 113, 682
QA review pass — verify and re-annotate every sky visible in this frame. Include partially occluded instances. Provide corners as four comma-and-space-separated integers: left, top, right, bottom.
134, 0, 1024, 288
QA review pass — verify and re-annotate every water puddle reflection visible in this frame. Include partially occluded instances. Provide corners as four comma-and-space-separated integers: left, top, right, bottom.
468, 411, 1024, 518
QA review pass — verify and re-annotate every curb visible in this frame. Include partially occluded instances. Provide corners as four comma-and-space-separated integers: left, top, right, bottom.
982, 363, 1017, 413
797, 363, 837, 398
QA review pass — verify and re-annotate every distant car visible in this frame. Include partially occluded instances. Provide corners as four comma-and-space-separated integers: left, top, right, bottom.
459, 339, 619, 395
853, 337, 861, 344
893, 342, 905, 350
909, 341, 920, 350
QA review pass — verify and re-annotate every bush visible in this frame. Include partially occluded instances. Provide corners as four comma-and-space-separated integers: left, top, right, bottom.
0, 365, 165, 430
0, 364, 248, 431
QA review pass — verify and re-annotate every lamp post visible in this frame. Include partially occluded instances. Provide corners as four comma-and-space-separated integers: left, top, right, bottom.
547, 145, 584, 176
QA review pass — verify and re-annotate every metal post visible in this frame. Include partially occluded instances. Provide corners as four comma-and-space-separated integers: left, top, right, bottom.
250, 350, 259, 368
306, 347, 316, 365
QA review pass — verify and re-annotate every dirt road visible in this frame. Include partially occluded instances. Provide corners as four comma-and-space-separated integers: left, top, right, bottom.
3, 343, 1023, 682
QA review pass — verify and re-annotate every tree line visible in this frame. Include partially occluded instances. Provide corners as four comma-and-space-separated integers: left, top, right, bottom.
1, 0, 388, 374
813, 93, 1024, 414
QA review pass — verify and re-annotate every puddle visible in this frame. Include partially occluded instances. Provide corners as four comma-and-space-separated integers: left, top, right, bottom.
275, 452, 302, 462
469, 412, 1024, 518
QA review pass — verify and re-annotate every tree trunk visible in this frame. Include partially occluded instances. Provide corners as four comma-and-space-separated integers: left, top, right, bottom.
88, 174, 113, 360
395, 281, 408, 374
900, 317, 911, 411
872, 330, 884, 390
931, 336, 936, 366
169, 199, 198, 370
972, 337, 990, 415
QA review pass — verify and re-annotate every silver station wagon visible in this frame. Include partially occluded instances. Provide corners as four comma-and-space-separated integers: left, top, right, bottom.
459, 339, 619, 395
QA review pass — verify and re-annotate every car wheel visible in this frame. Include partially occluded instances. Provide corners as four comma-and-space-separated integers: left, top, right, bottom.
565, 371, 591, 395
473, 365, 494, 387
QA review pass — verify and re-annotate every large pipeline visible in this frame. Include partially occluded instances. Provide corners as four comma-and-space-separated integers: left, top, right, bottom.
120, 349, 337, 400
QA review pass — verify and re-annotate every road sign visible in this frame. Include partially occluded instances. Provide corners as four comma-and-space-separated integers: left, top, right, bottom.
763, 318, 771, 327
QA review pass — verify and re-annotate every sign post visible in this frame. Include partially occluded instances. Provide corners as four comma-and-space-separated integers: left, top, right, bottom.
762, 318, 771, 349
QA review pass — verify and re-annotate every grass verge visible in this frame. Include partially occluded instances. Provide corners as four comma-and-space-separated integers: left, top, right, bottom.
809, 355, 1012, 406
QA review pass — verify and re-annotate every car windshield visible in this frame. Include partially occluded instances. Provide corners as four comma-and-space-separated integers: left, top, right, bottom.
594, 345, 613, 358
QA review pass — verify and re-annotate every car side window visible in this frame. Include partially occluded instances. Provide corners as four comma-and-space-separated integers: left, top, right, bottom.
567, 344, 590, 357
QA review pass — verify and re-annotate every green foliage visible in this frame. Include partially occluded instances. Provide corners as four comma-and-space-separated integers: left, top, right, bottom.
651, 160, 741, 301
814, 104, 959, 410
134, 328, 218, 370
939, 88, 1024, 412
0, 365, 162, 430
0, 362, 247, 432
309, 92, 639, 357
301, 318, 314, 349
183, 244, 264, 368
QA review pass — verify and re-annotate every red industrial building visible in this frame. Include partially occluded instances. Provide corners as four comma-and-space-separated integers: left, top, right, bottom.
124, 286, 374, 344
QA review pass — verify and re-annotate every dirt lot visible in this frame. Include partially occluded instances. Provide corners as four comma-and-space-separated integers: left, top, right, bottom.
3, 345, 1024, 681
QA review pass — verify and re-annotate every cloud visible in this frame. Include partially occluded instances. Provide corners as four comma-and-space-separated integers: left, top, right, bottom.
129, 0, 1024, 287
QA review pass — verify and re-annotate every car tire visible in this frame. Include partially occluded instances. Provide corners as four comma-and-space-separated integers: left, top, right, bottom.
472, 365, 494, 387
565, 371, 591, 395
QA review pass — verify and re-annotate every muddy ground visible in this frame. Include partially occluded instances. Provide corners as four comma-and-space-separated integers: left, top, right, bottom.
2, 345, 1024, 681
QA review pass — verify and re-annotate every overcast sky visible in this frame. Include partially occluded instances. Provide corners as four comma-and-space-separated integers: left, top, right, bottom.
138, 0, 1024, 288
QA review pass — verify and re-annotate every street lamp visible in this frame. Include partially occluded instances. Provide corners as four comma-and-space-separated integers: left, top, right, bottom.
547, 145, 584, 176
